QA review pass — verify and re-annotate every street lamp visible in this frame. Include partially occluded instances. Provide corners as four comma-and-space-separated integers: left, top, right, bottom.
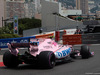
76, 13, 79, 34
2, 17, 13, 27
2, 17, 13, 34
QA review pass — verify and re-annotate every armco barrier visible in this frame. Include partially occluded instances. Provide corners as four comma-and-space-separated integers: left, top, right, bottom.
63, 34, 82, 45
82, 33, 100, 44
0, 33, 54, 48
59, 31, 64, 40
63, 33, 100, 45
36, 33, 54, 38
0, 36, 35, 48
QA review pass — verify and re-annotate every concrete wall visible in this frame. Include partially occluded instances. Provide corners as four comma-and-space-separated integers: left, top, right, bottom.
41, 0, 83, 32
23, 0, 83, 37
83, 20, 100, 25
23, 28, 40, 37
41, 0, 59, 31
58, 17, 83, 30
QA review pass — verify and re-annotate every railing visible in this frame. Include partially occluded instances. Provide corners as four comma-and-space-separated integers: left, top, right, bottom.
0, 36, 35, 48
0, 33, 54, 48
63, 34, 82, 45
63, 33, 100, 45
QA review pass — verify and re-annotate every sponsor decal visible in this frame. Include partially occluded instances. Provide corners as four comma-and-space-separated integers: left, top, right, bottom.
43, 46, 52, 48
0, 39, 29, 48
55, 48, 71, 58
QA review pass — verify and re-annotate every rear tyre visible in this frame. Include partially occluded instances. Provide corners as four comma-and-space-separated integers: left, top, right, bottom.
3, 51, 19, 68
38, 51, 55, 69
80, 45, 91, 59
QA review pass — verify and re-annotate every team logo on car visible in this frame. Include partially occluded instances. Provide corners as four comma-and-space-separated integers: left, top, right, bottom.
55, 48, 71, 58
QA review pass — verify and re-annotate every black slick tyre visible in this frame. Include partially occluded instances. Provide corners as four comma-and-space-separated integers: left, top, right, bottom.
38, 51, 55, 69
3, 51, 19, 68
80, 45, 91, 59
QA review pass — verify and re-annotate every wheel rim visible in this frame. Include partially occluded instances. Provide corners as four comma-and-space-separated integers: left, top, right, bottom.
49, 53, 55, 68
51, 57, 55, 66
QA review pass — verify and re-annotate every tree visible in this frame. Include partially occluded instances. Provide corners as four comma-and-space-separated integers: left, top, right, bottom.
0, 26, 12, 34
18, 18, 41, 35
0, 18, 41, 35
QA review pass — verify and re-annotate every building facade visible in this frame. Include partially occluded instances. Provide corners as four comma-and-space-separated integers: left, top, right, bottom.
0, 0, 6, 27
41, 0, 83, 32
96, 11, 100, 18
6, 0, 25, 18
76, 0, 88, 14
24, 0, 35, 18
76, 0, 81, 10
6, 0, 41, 19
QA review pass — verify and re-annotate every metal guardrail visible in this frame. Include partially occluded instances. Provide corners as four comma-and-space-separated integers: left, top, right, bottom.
63, 33, 100, 45
63, 34, 82, 45
59, 31, 64, 40
82, 33, 100, 44
0, 33, 54, 48
1, 32, 100, 48
0, 36, 36, 48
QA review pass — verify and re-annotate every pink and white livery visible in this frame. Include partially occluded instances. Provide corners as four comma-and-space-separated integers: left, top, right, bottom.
3, 38, 94, 69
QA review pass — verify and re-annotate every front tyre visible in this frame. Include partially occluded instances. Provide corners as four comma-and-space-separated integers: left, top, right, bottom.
38, 51, 55, 69
3, 51, 19, 68
80, 45, 91, 59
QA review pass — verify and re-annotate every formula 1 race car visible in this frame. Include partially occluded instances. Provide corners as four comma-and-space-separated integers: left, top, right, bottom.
3, 38, 94, 69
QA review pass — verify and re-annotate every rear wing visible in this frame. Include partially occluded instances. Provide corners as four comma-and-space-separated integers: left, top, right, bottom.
9, 38, 41, 48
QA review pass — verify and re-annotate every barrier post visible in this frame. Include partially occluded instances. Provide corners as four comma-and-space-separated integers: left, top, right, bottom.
64, 29, 66, 34
55, 31, 60, 42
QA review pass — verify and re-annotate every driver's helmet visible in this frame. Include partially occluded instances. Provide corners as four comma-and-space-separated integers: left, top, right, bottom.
48, 36, 54, 39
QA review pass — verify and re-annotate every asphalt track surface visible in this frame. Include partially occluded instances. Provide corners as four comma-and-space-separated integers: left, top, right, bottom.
0, 45, 100, 75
